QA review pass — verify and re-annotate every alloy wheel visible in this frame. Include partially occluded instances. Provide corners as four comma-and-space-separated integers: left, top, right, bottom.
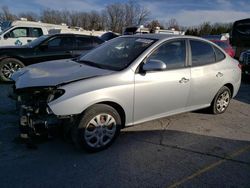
216, 90, 230, 113
84, 113, 117, 148
1, 62, 22, 79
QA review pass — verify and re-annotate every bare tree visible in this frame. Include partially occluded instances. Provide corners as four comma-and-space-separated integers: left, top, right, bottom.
105, 3, 125, 33
40, 9, 64, 24
0, 6, 17, 22
166, 18, 180, 30
146, 20, 164, 32
19, 12, 38, 21
136, 6, 150, 26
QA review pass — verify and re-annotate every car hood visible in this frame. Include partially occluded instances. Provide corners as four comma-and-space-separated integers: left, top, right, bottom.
12, 59, 114, 89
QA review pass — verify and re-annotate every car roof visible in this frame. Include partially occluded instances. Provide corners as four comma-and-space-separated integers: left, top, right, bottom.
47, 33, 99, 38
120, 34, 208, 41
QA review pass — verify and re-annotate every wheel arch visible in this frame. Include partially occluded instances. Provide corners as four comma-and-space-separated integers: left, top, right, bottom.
224, 83, 234, 98
0, 56, 25, 64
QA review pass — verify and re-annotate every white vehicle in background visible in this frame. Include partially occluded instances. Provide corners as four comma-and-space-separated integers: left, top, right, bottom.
0, 19, 108, 46
0, 19, 68, 46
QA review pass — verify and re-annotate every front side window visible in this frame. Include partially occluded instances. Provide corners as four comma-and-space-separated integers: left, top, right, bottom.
47, 37, 75, 50
190, 40, 216, 66
9, 27, 28, 38
79, 37, 156, 70
148, 40, 186, 69
48, 38, 61, 48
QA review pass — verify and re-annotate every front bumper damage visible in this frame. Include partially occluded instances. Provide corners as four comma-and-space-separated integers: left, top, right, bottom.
13, 86, 73, 140
19, 105, 60, 139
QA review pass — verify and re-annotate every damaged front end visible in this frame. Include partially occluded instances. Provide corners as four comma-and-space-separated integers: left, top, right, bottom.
14, 86, 70, 139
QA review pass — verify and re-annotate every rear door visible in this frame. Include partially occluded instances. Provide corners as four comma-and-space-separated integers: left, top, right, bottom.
134, 39, 191, 124
187, 39, 226, 108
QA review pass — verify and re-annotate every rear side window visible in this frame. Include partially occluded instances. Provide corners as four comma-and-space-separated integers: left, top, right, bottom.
190, 40, 216, 66
32, 28, 43, 37
213, 46, 225, 62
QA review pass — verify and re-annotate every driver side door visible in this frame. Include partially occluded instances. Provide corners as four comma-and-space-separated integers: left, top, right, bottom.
32, 36, 76, 64
134, 39, 191, 124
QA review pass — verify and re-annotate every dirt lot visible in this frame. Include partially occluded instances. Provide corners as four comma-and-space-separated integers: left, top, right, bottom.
0, 82, 250, 188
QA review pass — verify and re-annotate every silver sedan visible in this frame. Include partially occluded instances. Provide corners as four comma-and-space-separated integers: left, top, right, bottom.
12, 34, 241, 152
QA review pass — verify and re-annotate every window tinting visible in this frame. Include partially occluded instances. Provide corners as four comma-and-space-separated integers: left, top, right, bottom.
9, 28, 28, 38
48, 38, 61, 48
60, 37, 75, 49
76, 36, 93, 49
32, 28, 43, 37
214, 46, 225, 61
190, 40, 216, 66
148, 40, 186, 69
48, 37, 75, 49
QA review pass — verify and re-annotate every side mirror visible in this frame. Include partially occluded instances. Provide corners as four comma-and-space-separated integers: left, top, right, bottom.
3, 33, 9, 39
142, 59, 167, 72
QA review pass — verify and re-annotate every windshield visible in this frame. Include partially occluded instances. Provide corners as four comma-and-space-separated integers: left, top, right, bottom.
25, 35, 49, 47
0, 26, 13, 35
79, 37, 156, 70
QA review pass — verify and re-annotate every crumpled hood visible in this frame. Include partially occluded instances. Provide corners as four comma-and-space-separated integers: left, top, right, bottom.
12, 59, 114, 89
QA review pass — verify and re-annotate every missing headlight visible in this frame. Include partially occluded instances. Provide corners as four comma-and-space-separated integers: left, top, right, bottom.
47, 89, 65, 103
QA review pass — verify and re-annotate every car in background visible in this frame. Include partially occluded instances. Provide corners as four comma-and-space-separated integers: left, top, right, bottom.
0, 19, 69, 46
239, 50, 250, 80
0, 33, 104, 81
100, 32, 119, 41
11, 34, 241, 152
211, 40, 235, 57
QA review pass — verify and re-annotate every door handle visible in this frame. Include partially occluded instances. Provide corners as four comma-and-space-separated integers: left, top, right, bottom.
179, 77, 189, 83
216, 72, 223, 77
65, 51, 73, 54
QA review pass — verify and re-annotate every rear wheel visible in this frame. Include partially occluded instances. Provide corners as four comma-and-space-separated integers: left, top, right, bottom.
211, 86, 231, 114
71, 104, 121, 152
0, 58, 25, 82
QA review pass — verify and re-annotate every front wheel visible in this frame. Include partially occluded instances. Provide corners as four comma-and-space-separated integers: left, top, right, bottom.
71, 104, 121, 152
211, 86, 231, 114
0, 58, 25, 82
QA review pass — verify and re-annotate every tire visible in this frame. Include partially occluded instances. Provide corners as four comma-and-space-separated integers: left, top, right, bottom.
211, 86, 231, 114
71, 104, 121, 152
0, 58, 25, 82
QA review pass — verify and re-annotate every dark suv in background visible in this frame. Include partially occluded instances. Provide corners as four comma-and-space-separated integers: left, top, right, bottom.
0, 33, 104, 81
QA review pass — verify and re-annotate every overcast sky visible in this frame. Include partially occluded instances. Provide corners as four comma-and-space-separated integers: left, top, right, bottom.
1, 0, 250, 26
